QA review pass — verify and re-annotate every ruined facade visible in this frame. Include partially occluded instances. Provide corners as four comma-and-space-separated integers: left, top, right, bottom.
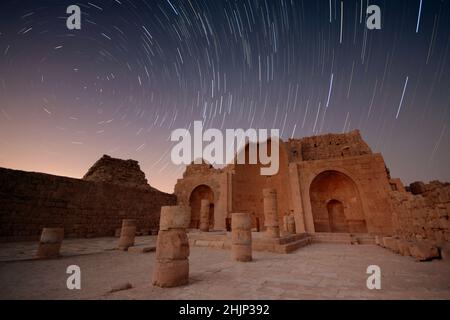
175, 130, 434, 237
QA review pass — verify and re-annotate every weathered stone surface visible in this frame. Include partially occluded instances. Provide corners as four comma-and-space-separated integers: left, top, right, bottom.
36, 228, 64, 259
231, 213, 252, 262
286, 214, 296, 234
118, 219, 136, 249
440, 244, 450, 262
0, 165, 176, 242
396, 239, 411, 256
83, 154, 150, 189
39, 228, 64, 244
153, 205, 190, 288
410, 182, 427, 195
375, 235, 383, 247
390, 181, 450, 249
231, 244, 252, 262
263, 189, 280, 238
408, 242, 440, 261
199, 199, 210, 232
159, 206, 191, 231
156, 230, 189, 260
174, 130, 397, 236
152, 259, 189, 288
383, 237, 399, 253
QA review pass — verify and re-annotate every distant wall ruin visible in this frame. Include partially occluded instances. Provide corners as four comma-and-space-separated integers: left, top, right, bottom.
0, 156, 176, 242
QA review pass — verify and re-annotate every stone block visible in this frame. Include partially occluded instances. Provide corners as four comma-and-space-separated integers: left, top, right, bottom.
159, 206, 191, 231
408, 242, 440, 261
382, 237, 399, 253
156, 230, 189, 260
152, 259, 189, 287
396, 239, 411, 256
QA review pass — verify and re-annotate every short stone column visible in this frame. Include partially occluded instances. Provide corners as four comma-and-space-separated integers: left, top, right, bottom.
286, 214, 296, 234
36, 228, 64, 259
152, 205, 191, 287
231, 213, 252, 262
199, 199, 210, 232
263, 188, 280, 238
118, 219, 136, 250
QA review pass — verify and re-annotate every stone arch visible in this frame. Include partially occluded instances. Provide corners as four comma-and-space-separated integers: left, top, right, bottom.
309, 170, 367, 233
188, 184, 214, 229
231, 139, 290, 230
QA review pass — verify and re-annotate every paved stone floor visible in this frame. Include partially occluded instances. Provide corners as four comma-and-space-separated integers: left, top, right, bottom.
0, 236, 449, 299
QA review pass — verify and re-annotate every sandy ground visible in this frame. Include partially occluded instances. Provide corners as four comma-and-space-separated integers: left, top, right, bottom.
0, 237, 449, 300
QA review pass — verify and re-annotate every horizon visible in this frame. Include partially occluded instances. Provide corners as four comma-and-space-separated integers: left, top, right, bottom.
0, 126, 446, 194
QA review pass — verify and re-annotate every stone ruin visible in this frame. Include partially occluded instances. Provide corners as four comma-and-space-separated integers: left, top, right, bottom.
0, 155, 176, 242
174, 130, 450, 264
0, 129, 448, 289
83, 154, 151, 190
382, 181, 450, 260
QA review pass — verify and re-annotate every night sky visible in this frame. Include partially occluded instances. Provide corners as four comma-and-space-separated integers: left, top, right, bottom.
0, 0, 449, 193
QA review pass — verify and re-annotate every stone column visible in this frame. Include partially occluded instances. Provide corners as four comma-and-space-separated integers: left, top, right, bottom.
287, 214, 296, 234
152, 205, 191, 287
263, 188, 280, 238
231, 213, 252, 262
36, 228, 64, 259
118, 219, 136, 250
199, 199, 210, 232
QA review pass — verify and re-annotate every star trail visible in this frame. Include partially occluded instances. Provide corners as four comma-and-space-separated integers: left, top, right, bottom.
0, 0, 449, 193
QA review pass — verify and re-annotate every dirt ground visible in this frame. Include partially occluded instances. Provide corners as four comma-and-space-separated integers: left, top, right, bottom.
0, 236, 449, 299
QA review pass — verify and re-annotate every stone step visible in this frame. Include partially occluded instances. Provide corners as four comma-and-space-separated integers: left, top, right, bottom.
280, 237, 312, 253
309, 232, 375, 245
188, 231, 313, 254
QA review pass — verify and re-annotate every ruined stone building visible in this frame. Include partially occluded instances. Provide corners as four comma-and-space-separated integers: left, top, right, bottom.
1, 131, 448, 250
175, 130, 449, 246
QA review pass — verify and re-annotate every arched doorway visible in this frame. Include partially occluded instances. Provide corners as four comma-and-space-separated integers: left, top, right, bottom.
309, 170, 367, 233
189, 185, 214, 229
327, 200, 348, 232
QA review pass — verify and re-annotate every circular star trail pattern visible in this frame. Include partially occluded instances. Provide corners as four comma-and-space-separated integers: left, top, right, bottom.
0, 0, 449, 192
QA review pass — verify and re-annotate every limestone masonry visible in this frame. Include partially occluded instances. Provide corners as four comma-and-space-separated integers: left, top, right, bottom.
174, 130, 450, 258
0, 156, 176, 242
1, 130, 449, 261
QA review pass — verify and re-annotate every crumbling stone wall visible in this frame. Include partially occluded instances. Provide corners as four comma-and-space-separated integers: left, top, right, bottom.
289, 130, 372, 162
0, 167, 176, 242
391, 181, 450, 244
83, 154, 151, 189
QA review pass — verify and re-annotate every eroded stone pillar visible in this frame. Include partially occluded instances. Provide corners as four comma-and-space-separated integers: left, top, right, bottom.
231, 213, 252, 262
152, 205, 191, 287
118, 219, 136, 250
263, 188, 280, 238
36, 228, 64, 259
287, 214, 296, 234
199, 199, 210, 232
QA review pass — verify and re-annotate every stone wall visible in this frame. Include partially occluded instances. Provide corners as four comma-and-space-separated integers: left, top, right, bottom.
174, 162, 229, 230
0, 167, 176, 242
391, 181, 450, 244
288, 130, 372, 162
